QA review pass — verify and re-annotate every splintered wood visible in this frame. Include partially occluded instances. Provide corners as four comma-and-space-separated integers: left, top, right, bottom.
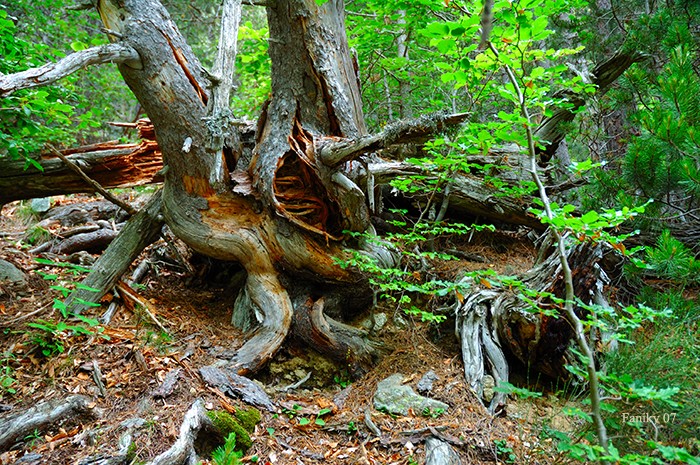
272, 118, 342, 240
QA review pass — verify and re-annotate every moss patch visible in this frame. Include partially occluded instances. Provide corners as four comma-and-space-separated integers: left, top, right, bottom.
206, 407, 261, 452
235, 407, 261, 432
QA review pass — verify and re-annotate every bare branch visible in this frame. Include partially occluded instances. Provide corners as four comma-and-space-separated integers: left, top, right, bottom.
0, 43, 141, 97
319, 112, 469, 167
205, 0, 242, 185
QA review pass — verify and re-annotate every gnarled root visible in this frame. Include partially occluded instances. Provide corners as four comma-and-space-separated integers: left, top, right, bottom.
228, 271, 293, 375
146, 399, 221, 465
291, 296, 378, 377
0, 395, 101, 451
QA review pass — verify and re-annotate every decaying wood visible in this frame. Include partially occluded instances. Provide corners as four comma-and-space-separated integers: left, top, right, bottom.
51, 227, 119, 255
0, 126, 162, 206
66, 190, 164, 314
145, 399, 222, 465
425, 437, 462, 465
455, 240, 611, 412
199, 365, 277, 412
0, 43, 141, 97
0, 395, 100, 451
92, 360, 107, 397
369, 161, 543, 229
152, 368, 181, 398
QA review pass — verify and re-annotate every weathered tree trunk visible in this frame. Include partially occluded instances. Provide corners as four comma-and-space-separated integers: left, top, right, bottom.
91, 0, 400, 375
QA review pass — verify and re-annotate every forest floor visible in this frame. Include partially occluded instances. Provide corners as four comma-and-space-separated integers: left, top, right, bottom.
0, 193, 585, 465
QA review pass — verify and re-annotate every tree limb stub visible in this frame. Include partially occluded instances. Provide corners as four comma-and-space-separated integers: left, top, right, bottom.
0, 43, 141, 97
205, 0, 242, 185
319, 112, 470, 167
535, 50, 643, 162
0, 395, 100, 451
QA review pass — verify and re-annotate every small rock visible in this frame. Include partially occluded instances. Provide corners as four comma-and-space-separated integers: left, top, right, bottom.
374, 373, 448, 416
425, 437, 462, 465
119, 417, 147, 430
482, 375, 495, 403
360, 312, 388, 332
417, 370, 438, 394
0, 259, 26, 284
30, 197, 51, 213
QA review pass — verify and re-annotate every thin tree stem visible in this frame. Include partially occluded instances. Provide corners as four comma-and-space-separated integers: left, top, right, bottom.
489, 42, 611, 459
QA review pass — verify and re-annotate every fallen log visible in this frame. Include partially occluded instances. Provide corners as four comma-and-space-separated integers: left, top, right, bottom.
0, 395, 101, 451
0, 122, 162, 207
52, 227, 119, 255
368, 160, 542, 229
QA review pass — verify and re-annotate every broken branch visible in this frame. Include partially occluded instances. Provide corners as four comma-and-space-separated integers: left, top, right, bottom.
319, 112, 469, 167
0, 43, 141, 97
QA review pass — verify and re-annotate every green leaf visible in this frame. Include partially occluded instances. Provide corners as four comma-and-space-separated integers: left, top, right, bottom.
75, 283, 101, 292
580, 211, 600, 224
70, 40, 87, 51
436, 38, 455, 54
424, 22, 449, 37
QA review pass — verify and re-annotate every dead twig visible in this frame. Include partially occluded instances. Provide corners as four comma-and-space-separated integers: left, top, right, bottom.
46, 143, 137, 216
116, 280, 169, 334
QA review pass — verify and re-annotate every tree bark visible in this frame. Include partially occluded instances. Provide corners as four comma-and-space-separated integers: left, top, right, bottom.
0, 395, 100, 451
